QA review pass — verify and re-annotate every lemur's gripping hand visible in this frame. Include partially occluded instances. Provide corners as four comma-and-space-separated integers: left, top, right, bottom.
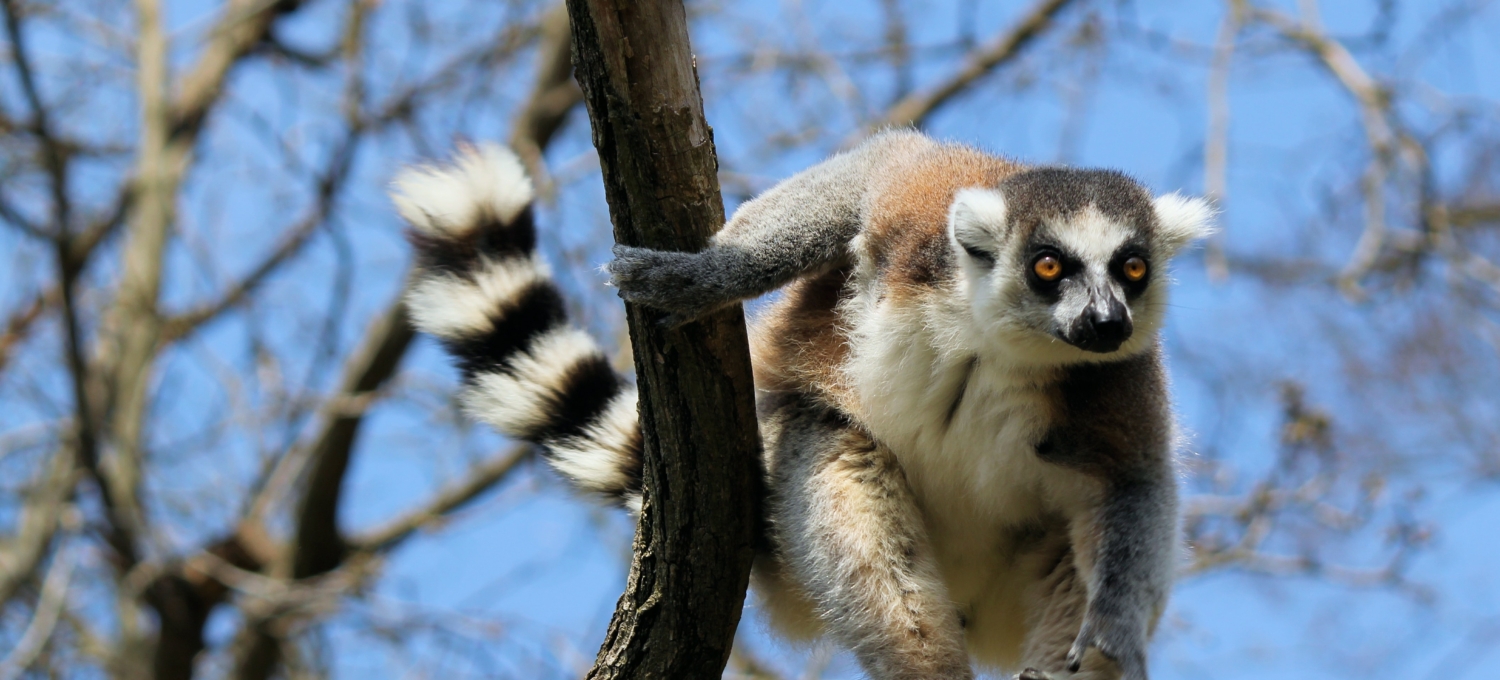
1067, 615, 1149, 680
607, 245, 730, 327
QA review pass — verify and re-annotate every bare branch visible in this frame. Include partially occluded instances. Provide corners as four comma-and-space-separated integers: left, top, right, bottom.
160, 124, 362, 343
1246, 2, 1421, 295
863, 0, 1079, 134
0, 289, 49, 374
347, 445, 533, 555
285, 301, 416, 580
509, 2, 582, 197
0, 545, 76, 680
0, 446, 74, 605
1202, 2, 1242, 281
2, 0, 75, 235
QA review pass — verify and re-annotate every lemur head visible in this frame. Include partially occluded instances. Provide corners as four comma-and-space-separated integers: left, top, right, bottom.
946, 168, 1213, 364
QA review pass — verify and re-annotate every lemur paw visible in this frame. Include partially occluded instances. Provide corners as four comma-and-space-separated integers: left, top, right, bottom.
606, 245, 724, 324
1015, 669, 1054, 680
1068, 618, 1148, 680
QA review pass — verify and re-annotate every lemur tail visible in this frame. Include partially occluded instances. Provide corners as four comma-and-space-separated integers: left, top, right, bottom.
394, 143, 643, 508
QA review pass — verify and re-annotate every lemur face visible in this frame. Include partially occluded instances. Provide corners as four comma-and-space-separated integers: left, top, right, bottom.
947, 168, 1213, 364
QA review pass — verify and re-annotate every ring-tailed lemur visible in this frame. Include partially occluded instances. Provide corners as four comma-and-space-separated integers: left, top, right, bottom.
394, 130, 1212, 680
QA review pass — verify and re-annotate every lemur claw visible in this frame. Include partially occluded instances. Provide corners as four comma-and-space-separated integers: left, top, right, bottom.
1068, 621, 1150, 680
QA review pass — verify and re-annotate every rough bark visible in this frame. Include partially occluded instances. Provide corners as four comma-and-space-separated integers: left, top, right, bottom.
565, 1, 764, 678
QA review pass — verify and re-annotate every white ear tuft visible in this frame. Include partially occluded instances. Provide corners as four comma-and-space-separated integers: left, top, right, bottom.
948, 188, 1008, 249
1152, 193, 1216, 255
391, 142, 534, 238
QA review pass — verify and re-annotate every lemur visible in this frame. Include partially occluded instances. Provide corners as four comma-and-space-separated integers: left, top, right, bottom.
394, 130, 1212, 680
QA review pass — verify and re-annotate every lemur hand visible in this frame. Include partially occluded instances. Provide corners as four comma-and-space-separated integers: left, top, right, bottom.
606, 245, 730, 327
1067, 615, 1149, 680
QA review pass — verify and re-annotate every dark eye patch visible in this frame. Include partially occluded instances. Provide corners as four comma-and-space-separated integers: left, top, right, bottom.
1024, 243, 1081, 301
1109, 242, 1152, 296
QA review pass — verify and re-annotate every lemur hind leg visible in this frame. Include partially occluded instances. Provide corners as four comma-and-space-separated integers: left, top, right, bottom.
762, 394, 972, 680
1014, 551, 1122, 680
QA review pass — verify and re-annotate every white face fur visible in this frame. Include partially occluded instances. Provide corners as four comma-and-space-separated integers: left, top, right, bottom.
946, 182, 1213, 366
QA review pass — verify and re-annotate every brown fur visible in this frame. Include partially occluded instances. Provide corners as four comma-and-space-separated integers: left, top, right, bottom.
862, 144, 1023, 298
749, 267, 859, 413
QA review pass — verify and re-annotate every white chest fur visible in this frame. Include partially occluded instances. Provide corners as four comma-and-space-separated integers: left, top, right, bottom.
846, 296, 1063, 525
845, 295, 1088, 666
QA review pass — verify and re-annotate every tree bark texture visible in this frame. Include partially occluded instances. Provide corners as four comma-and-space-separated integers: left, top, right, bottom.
565, 2, 764, 678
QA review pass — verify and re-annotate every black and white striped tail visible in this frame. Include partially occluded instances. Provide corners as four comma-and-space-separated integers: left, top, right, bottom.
394, 143, 643, 508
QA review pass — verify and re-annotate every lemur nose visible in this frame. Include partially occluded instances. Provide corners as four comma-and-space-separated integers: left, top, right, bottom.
1081, 299, 1132, 353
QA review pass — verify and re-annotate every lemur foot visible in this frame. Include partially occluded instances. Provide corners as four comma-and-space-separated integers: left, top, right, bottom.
606, 245, 726, 325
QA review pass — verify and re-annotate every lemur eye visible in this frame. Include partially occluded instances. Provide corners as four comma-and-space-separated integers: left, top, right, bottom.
1032, 254, 1062, 281
1123, 256, 1149, 282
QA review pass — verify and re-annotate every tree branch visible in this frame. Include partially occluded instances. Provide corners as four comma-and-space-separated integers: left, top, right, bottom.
346, 445, 533, 555
159, 119, 362, 343
566, 0, 764, 677
863, 0, 1079, 133
226, 7, 583, 678
0, 445, 74, 606
0, 544, 76, 680
0, 289, 49, 375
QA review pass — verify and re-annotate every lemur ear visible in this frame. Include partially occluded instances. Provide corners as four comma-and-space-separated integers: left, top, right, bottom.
948, 188, 1008, 251
1152, 193, 1216, 257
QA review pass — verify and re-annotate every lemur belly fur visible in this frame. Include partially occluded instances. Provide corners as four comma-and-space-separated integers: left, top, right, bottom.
395, 130, 1213, 680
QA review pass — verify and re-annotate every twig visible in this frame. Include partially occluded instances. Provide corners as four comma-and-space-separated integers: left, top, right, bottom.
0, 290, 49, 373
0, 446, 74, 605
347, 445, 534, 555
1202, 1, 1242, 282
862, 0, 1080, 134
0, 545, 76, 680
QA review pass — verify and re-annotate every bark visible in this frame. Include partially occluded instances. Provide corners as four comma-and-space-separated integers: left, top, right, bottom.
565, 2, 764, 678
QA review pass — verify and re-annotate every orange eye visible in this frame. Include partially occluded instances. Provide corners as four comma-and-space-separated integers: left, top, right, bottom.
1123, 256, 1148, 282
1033, 255, 1062, 281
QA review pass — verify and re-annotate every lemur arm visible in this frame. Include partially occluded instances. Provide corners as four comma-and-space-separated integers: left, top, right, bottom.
607, 129, 932, 324
1065, 474, 1176, 680
1040, 354, 1179, 680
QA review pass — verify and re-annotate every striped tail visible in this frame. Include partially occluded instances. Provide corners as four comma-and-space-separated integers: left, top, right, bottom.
393, 143, 643, 508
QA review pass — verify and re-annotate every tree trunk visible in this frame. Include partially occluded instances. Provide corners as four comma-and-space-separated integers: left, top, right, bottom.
565, 1, 764, 678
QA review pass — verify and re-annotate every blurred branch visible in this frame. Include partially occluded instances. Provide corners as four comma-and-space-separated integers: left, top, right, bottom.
0, 545, 76, 680
1202, 2, 1241, 282
347, 444, 533, 555
863, 0, 1079, 134
0, 290, 49, 374
879, 0, 914, 101
725, 642, 788, 680
1246, 1, 1424, 297
509, 2, 582, 198
286, 302, 415, 580
1182, 384, 1431, 596
2, 0, 74, 239
1449, 202, 1500, 229
0, 446, 74, 606
227, 6, 582, 678
159, 116, 363, 343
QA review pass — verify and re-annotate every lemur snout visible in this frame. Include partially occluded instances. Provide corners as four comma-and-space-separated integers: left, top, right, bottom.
1069, 297, 1132, 353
